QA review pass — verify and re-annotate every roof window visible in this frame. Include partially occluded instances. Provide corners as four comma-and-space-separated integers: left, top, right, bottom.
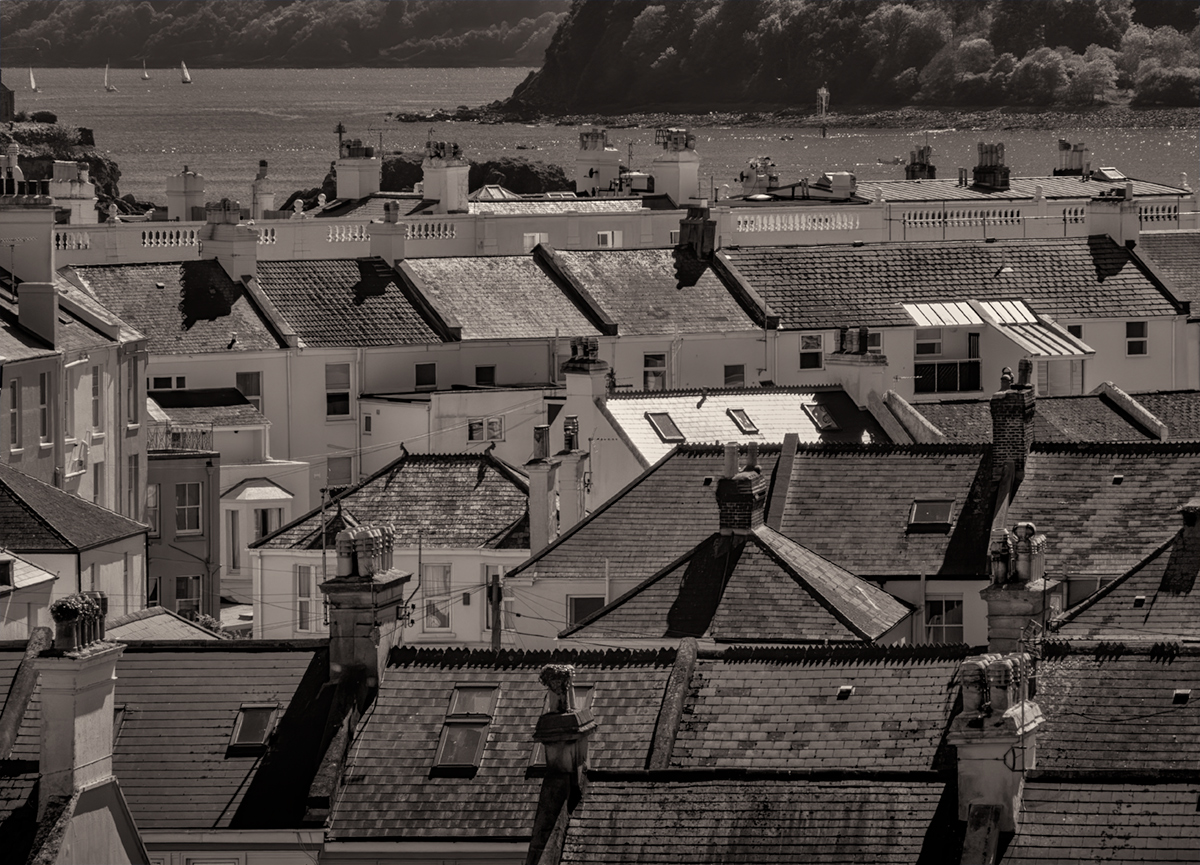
645, 411, 684, 443
530, 685, 594, 770
726, 408, 759, 435
433, 685, 499, 775
228, 703, 278, 753
1133, 595, 1146, 608
803, 402, 840, 432
908, 500, 954, 533
836, 685, 855, 701
1174, 689, 1191, 705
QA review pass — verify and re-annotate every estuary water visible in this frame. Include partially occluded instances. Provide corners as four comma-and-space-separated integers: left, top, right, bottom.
14, 67, 1200, 206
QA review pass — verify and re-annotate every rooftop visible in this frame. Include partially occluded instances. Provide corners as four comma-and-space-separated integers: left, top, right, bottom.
1138, 229, 1200, 312
149, 387, 270, 427
0, 463, 147, 551
106, 606, 220, 641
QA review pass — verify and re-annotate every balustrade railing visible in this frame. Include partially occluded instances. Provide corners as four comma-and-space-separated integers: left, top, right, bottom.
54, 230, 92, 251
901, 209, 1023, 229
147, 421, 213, 451
1139, 203, 1180, 224
405, 221, 458, 240
328, 224, 370, 243
141, 227, 199, 248
734, 211, 861, 233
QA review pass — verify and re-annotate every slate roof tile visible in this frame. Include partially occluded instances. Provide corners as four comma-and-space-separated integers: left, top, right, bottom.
404, 256, 601, 340
62, 261, 286, 353
254, 258, 442, 347
867, 175, 1188, 203
560, 778, 949, 864
149, 388, 269, 427
327, 647, 675, 839
467, 200, 644, 215
1137, 230, 1200, 308
105, 606, 219, 641
553, 249, 760, 335
254, 451, 528, 551
721, 236, 1183, 330
0, 463, 147, 551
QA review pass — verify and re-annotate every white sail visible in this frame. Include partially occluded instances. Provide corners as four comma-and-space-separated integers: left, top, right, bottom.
181, 61, 191, 84
104, 63, 118, 92
142, 60, 150, 80
29, 67, 37, 92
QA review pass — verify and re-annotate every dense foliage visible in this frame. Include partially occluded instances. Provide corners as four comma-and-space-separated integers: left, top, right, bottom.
1, 0, 569, 67
507, 0, 1200, 111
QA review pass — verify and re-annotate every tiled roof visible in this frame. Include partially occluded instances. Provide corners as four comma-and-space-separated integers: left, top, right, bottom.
403, 256, 601, 340
0, 291, 120, 355
0, 463, 147, 551
54, 273, 144, 344
0, 303, 55, 361
1051, 524, 1200, 641
0, 552, 55, 593
253, 451, 529, 551
1007, 780, 1200, 863
553, 249, 760, 335
670, 646, 965, 771
61, 261, 287, 354
867, 175, 1189, 203
915, 390, 1200, 444
603, 387, 885, 464
254, 258, 443, 347
106, 606, 219, 641
317, 192, 423, 220
326, 646, 676, 839
467, 199, 644, 215
560, 777, 950, 864
149, 388, 270, 427
1034, 646, 1200, 774
565, 527, 909, 642
1130, 230, 1200, 307
720, 236, 1184, 330
221, 477, 294, 503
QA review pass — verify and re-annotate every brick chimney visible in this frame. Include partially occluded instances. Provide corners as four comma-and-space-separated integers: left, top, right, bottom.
983, 522, 1061, 652
948, 652, 1043, 860
989, 360, 1035, 487
526, 663, 598, 865
526, 424, 560, 553
34, 592, 124, 819
319, 526, 410, 691
716, 442, 768, 535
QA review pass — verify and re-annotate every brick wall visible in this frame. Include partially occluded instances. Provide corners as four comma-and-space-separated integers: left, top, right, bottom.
716, 470, 769, 533
989, 386, 1035, 483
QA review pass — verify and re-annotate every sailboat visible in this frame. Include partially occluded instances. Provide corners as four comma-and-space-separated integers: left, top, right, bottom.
180, 61, 191, 84
104, 62, 118, 92
28, 67, 39, 92
142, 60, 150, 81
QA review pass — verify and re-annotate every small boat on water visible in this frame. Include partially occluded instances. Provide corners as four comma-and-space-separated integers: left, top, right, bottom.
181, 61, 191, 84
877, 155, 904, 165
104, 63, 118, 92
28, 67, 39, 92
142, 60, 150, 81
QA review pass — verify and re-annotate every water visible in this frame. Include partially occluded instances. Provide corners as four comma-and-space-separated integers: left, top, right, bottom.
15, 67, 1199, 205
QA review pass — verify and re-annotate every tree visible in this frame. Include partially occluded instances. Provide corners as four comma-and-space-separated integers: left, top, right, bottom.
1009, 46, 1069, 103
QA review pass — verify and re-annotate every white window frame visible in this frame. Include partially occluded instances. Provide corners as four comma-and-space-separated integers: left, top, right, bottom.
866, 331, 883, 354
643, 353, 667, 391
924, 595, 964, 644
468, 416, 505, 442
596, 230, 623, 248
9, 377, 20, 451
799, 333, 824, 370
146, 483, 160, 537
126, 360, 139, 426
227, 510, 241, 573
1126, 321, 1148, 356
126, 454, 138, 517
296, 564, 316, 632
915, 328, 942, 357
567, 595, 606, 627
724, 364, 745, 387
522, 232, 550, 253
38, 372, 50, 443
91, 365, 103, 431
325, 363, 351, 417
423, 563, 453, 632
175, 481, 202, 535
253, 507, 283, 540
175, 575, 201, 617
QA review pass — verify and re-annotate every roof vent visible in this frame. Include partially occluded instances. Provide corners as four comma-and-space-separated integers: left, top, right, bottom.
155, 282, 165, 290
1112, 474, 1124, 485
1174, 689, 1191, 705
1133, 595, 1146, 608
836, 685, 855, 700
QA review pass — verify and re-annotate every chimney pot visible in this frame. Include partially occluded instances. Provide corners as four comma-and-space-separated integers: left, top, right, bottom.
533, 425, 550, 461
723, 442, 738, 478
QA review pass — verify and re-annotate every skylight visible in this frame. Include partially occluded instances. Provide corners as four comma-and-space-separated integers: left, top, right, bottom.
726, 408, 759, 435
908, 500, 954, 532
229, 703, 277, 750
434, 685, 500, 772
645, 411, 685, 443
803, 402, 840, 431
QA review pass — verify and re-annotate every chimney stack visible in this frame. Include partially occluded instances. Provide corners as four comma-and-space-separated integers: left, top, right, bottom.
989, 361, 1035, 488
948, 652, 1043, 860
250, 159, 275, 220
166, 165, 206, 221
558, 416, 589, 535
526, 425, 560, 553
421, 139, 469, 214
716, 442, 768, 535
202, 198, 258, 282
336, 137, 382, 201
972, 141, 1010, 191
983, 522, 1060, 652
35, 593, 124, 819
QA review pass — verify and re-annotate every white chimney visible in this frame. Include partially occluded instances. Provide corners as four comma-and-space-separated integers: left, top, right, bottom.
421, 140, 469, 214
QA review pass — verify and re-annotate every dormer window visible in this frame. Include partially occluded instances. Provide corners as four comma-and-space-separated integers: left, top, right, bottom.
803, 403, 839, 431
727, 408, 758, 434
229, 703, 278, 752
646, 412, 684, 443
908, 500, 954, 532
434, 686, 499, 773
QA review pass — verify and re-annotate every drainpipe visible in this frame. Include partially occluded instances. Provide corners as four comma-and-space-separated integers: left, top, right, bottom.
356, 347, 365, 478
206, 458, 216, 617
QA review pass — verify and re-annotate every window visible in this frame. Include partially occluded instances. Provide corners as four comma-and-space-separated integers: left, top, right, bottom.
915, 328, 942, 356
531, 685, 593, 766
434, 686, 499, 769
568, 596, 606, 627
468, 417, 505, 442
414, 362, 437, 391
724, 364, 745, 387
126, 360, 138, 425
325, 363, 351, 416
230, 703, 277, 749
803, 402, 840, 431
645, 411, 684, 443
523, 232, 550, 253
0, 560, 12, 589
92, 462, 103, 505
596, 230, 623, 248
909, 499, 955, 532
38, 372, 49, 443
327, 456, 352, 489
91, 366, 102, 430
228, 511, 240, 572
423, 563, 453, 631
968, 332, 980, 360
253, 507, 282, 540
296, 565, 315, 631
669, 229, 681, 244
65, 367, 76, 436
1067, 324, 1083, 339
1126, 321, 1148, 356
799, 334, 824, 369
643, 353, 667, 390
363, 414, 372, 435
175, 482, 202, 534
914, 360, 982, 394
175, 575, 201, 616
475, 365, 496, 387
150, 375, 187, 390
236, 371, 263, 412
925, 596, 964, 644
484, 565, 515, 632
146, 484, 160, 537
867, 332, 883, 354
9, 378, 20, 450
126, 455, 138, 517
727, 408, 758, 435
